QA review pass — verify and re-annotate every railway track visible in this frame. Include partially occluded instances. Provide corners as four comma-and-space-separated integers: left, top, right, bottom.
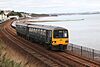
0, 19, 100, 67
1, 20, 70, 67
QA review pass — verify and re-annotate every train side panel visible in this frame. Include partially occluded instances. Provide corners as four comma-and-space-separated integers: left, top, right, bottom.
16, 23, 69, 51
28, 27, 47, 44
16, 24, 29, 38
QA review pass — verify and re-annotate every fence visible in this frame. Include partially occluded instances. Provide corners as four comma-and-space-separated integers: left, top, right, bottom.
67, 43, 100, 62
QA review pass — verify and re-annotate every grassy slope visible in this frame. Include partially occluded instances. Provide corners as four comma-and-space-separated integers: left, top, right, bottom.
0, 39, 22, 67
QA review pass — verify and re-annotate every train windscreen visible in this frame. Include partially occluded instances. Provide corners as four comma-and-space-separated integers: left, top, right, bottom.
54, 30, 68, 38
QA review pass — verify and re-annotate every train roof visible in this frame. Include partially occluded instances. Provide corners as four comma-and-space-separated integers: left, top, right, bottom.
16, 21, 28, 26
16, 21, 67, 30
28, 24, 67, 30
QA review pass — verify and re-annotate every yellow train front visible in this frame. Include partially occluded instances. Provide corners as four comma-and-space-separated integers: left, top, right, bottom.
46, 27, 69, 51
51, 29, 69, 51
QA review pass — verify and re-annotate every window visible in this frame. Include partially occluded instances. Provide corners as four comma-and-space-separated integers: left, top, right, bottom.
40, 29, 42, 34
34, 28, 36, 33
29, 28, 32, 32
43, 30, 46, 35
64, 31, 67, 37
54, 30, 68, 38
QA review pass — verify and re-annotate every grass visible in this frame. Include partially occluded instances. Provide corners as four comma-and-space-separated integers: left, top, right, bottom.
0, 39, 22, 67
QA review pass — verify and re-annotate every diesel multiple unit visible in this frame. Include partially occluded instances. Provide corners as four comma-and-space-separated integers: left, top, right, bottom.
16, 22, 69, 51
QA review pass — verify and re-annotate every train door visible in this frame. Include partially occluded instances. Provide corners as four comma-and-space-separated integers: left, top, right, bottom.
46, 30, 52, 44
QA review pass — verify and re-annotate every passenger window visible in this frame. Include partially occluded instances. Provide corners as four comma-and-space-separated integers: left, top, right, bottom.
43, 30, 45, 35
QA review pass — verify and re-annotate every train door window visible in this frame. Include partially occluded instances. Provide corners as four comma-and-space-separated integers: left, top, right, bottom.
46, 30, 52, 37
46, 30, 52, 42
63, 31, 68, 38
48, 31, 52, 37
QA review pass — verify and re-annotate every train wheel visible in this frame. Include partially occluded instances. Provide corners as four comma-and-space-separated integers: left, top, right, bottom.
44, 44, 51, 50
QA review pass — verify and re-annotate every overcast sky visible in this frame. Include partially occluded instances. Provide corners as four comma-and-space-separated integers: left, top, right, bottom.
0, 0, 100, 14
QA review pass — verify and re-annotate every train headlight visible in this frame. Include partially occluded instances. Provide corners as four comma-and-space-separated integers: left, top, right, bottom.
65, 40, 69, 43
52, 41, 56, 43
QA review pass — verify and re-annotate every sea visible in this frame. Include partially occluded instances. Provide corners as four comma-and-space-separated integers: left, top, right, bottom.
31, 14, 100, 50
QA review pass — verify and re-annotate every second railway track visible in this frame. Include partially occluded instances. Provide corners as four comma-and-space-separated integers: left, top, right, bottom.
0, 19, 100, 67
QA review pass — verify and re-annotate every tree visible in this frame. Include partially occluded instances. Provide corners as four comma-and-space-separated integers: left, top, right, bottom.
7, 11, 22, 17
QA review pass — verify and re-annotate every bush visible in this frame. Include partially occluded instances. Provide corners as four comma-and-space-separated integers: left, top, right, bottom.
0, 39, 22, 67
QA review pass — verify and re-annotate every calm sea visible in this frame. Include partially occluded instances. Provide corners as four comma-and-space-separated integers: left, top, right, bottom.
31, 14, 100, 50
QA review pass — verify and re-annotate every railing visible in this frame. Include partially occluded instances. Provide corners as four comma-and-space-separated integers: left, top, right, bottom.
67, 43, 100, 62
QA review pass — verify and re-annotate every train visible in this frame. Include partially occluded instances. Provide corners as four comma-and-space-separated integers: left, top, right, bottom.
16, 22, 69, 51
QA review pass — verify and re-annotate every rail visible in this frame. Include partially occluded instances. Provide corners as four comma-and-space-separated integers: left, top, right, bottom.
0, 20, 100, 67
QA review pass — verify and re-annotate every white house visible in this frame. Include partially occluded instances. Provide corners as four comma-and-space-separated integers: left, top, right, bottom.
8, 16, 19, 19
0, 14, 7, 22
